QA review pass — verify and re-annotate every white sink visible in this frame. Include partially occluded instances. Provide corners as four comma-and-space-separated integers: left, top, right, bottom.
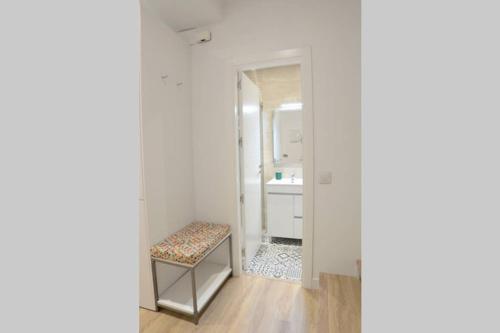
266, 178, 303, 194
266, 178, 303, 186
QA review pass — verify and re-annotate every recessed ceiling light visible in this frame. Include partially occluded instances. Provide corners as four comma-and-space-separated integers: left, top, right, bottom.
277, 102, 302, 111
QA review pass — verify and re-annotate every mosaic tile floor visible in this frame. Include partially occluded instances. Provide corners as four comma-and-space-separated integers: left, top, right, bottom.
245, 237, 302, 281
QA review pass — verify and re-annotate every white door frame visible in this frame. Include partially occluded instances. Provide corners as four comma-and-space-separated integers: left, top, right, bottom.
232, 47, 315, 288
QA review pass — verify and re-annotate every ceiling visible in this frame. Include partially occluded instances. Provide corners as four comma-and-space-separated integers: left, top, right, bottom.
245, 65, 302, 112
143, 0, 224, 32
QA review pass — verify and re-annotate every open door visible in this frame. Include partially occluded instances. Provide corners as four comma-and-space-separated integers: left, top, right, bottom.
238, 72, 263, 270
139, 82, 156, 310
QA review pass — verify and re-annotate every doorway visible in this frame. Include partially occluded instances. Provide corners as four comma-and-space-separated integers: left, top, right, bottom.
238, 63, 305, 283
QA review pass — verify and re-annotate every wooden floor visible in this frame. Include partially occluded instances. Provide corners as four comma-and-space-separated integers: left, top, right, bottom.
319, 273, 361, 333
140, 273, 360, 333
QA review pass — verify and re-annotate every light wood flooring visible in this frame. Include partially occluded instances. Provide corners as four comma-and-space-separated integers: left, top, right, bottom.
140, 273, 360, 333
319, 273, 361, 333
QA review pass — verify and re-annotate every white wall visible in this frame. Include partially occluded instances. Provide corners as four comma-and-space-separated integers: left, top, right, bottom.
191, 0, 360, 279
141, 6, 195, 296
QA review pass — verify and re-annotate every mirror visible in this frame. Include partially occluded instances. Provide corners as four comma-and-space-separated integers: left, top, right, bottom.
272, 108, 303, 166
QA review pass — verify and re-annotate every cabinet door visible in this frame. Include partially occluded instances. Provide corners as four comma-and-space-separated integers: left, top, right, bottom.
267, 194, 294, 238
293, 218, 303, 239
293, 195, 303, 218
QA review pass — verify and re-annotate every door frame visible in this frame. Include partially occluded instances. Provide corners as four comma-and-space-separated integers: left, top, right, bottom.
232, 47, 315, 288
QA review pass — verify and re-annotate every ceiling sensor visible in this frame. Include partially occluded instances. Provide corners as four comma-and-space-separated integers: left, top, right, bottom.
185, 30, 212, 45
196, 31, 212, 44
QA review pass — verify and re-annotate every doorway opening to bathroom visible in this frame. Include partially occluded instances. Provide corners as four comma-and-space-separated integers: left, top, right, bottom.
237, 62, 306, 283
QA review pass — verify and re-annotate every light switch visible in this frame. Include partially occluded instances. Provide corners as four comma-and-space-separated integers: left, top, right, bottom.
319, 171, 333, 184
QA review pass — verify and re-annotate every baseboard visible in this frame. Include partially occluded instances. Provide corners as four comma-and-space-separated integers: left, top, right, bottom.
139, 304, 157, 312
312, 277, 320, 289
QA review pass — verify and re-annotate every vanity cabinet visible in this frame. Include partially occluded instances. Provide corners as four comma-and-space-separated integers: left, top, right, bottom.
266, 178, 303, 239
293, 218, 303, 239
293, 195, 303, 217
267, 192, 303, 239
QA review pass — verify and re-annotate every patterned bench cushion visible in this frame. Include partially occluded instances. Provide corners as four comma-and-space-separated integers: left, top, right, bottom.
150, 222, 231, 265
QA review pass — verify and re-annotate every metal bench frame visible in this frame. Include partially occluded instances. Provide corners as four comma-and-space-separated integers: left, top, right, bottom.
151, 233, 233, 325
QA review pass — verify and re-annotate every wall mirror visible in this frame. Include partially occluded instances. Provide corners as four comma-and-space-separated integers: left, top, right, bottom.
272, 105, 303, 166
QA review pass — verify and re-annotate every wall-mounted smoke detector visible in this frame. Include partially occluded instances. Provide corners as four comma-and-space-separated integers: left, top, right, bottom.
180, 30, 212, 45
143, 0, 218, 45
195, 31, 212, 44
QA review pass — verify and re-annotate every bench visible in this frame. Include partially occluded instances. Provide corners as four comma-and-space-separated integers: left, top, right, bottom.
150, 222, 233, 324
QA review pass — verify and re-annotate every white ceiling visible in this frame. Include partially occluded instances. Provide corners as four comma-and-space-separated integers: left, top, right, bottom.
144, 0, 224, 32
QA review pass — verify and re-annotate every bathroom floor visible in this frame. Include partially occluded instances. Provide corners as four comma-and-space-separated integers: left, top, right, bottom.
245, 236, 302, 281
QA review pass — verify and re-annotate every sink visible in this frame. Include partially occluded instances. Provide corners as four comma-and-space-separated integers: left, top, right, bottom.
266, 178, 303, 194
266, 177, 303, 186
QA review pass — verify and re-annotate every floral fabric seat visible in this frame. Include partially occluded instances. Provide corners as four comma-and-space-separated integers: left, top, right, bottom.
150, 222, 231, 266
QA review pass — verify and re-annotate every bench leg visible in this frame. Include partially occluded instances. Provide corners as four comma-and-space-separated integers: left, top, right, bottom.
151, 259, 159, 311
191, 268, 198, 325
229, 234, 234, 276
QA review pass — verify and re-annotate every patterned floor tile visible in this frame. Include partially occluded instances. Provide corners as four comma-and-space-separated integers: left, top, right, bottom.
245, 238, 302, 281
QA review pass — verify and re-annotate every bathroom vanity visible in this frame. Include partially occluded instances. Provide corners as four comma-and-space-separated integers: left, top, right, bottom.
266, 178, 303, 239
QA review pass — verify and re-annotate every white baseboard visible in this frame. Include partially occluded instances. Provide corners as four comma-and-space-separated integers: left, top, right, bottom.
139, 305, 157, 312
312, 277, 320, 289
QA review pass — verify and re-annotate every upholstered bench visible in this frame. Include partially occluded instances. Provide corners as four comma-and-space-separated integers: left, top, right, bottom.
150, 222, 233, 324
150, 222, 231, 266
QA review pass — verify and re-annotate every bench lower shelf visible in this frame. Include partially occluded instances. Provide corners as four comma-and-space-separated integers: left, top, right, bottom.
156, 261, 232, 315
